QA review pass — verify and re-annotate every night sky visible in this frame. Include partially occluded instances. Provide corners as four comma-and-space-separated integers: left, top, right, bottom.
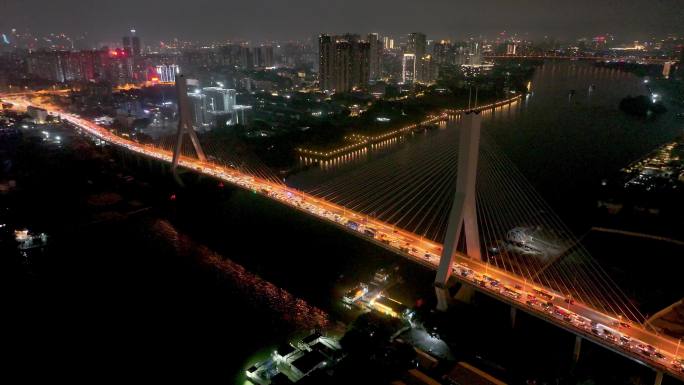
3, 0, 684, 42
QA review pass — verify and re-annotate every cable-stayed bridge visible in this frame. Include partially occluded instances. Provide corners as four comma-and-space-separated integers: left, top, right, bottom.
3, 79, 683, 384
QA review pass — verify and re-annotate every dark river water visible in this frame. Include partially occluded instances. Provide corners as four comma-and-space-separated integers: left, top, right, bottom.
7, 60, 684, 384
290, 61, 684, 230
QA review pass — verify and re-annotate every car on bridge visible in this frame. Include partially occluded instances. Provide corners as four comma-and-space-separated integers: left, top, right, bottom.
364, 228, 376, 238
612, 320, 632, 329
482, 275, 500, 287
502, 286, 522, 300
346, 221, 359, 231
533, 288, 554, 301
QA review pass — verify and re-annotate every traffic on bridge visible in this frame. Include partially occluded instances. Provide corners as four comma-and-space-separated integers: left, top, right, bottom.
3, 93, 683, 383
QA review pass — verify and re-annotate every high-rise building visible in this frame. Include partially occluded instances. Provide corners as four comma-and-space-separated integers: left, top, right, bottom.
238, 45, 254, 68
406, 33, 427, 82
131, 36, 141, 56
506, 43, 517, 55
254, 45, 275, 67
102, 48, 135, 84
203, 87, 236, 113
433, 40, 452, 66
402, 53, 416, 84
469, 41, 482, 65
123, 29, 142, 56
368, 33, 382, 80
202, 87, 238, 124
318, 34, 333, 91
407, 33, 426, 59
318, 34, 371, 93
350, 40, 371, 89
155, 64, 180, 83
333, 40, 352, 92
122, 36, 132, 56
216, 44, 274, 69
120, 29, 144, 82
26, 49, 125, 83
26, 51, 67, 82
423, 55, 438, 83
188, 91, 210, 128
383, 36, 394, 50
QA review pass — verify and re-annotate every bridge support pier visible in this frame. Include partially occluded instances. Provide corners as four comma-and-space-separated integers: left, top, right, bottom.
510, 306, 517, 329
434, 112, 482, 311
434, 282, 450, 311
573, 335, 582, 363
454, 284, 475, 303
435, 282, 476, 311
654, 371, 663, 385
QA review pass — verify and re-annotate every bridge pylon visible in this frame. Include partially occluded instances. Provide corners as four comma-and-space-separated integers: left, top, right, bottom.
435, 111, 482, 311
172, 74, 206, 171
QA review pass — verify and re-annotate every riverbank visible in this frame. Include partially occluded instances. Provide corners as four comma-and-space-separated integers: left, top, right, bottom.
296, 94, 523, 161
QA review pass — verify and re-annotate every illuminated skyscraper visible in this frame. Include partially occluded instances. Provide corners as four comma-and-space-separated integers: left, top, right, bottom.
402, 53, 416, 84
155, 64, 180, 83
506, 43, 517, 55
383, 36, 394, 50
121, 29, 143, 82
407, 32, 427, 82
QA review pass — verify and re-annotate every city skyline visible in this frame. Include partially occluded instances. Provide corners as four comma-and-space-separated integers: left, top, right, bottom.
3, 2, 684, 384
3, 0, 684, 44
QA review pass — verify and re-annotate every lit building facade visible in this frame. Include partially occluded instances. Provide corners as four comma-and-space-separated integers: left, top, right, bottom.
405, 32, 429, 83
318, 34, 371, 93
433, 40, 453, 66
402, 53, 416, 84
26, 48, 135, 84
506, 43, 517, 55
368, 33, 382, 80
189, 92, 210, 128
188, 87, 239, 127
155, 64, 180, 83
383, 36, 394, 50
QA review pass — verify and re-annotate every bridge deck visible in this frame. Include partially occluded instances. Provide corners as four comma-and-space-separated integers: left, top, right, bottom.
5, 95, 683, 382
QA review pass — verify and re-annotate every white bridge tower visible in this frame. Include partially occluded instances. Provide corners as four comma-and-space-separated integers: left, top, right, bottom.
172, 74, 206, 170
434, 111, 482, 311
